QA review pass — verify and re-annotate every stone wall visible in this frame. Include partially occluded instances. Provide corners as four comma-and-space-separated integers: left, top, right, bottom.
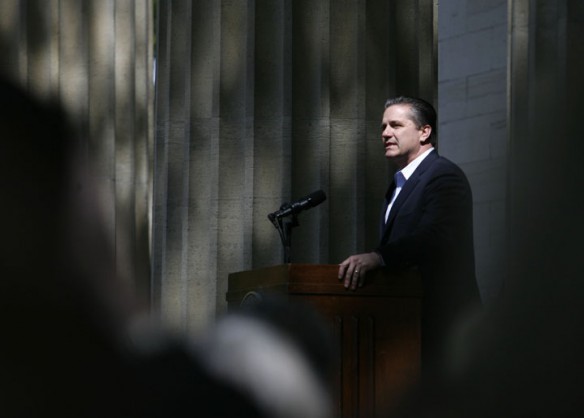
0, 0, 154, 305
152, 0, 437, 333
438, 0, 508, 304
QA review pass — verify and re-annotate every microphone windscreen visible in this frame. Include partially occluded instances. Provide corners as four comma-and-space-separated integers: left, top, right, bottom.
307, 190, 326, 207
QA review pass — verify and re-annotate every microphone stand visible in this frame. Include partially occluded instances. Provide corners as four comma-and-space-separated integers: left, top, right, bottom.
269, 211, 299, 264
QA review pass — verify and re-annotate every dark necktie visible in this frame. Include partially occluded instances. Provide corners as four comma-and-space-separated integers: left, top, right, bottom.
385, 171, 406, 224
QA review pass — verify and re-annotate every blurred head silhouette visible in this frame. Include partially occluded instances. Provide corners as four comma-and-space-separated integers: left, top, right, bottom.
0, 77, 139, 416
0, 77, 268, 418
196, 292, 336, 418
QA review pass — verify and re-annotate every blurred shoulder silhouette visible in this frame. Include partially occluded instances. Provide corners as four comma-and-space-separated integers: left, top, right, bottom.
196, 292, 336, 418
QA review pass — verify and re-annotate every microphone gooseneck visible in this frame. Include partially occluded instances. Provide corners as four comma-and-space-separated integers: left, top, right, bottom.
267, 189, 327, 263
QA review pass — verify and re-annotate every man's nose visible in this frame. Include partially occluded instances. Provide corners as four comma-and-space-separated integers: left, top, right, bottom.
382, 127, 392, 139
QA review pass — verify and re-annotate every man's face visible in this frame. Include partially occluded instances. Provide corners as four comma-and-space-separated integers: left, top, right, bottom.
381, 104, 431, 169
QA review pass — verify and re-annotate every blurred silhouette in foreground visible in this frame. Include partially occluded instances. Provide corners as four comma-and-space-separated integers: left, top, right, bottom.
0, 77, 337, 418
196, 292, 336, 418
0, 77, 266, 417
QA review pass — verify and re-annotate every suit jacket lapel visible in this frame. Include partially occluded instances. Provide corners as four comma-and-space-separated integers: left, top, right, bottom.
380, 179, 397, 236
381, 150, 438, 238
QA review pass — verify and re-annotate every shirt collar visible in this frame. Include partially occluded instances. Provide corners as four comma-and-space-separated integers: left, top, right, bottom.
399, 147, 434, 181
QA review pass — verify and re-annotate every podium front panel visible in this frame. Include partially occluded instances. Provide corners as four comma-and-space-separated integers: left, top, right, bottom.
227, 264, 421, 417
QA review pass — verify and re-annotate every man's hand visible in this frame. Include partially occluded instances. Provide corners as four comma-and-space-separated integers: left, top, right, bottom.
338, 252, 382, 290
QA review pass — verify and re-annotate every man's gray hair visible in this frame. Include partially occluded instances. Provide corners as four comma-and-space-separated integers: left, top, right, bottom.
384, 96, 437, 145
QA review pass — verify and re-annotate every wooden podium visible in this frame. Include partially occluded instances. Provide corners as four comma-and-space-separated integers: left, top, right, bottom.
227, 264, 422, 417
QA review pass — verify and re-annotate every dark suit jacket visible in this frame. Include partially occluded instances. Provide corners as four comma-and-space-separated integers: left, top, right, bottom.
376, 150, 481, 370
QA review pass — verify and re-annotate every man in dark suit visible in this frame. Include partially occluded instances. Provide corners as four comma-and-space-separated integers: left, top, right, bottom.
338, 96, 481, 373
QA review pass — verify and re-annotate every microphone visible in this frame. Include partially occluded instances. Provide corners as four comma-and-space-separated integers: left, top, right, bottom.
268, 190, 326, 221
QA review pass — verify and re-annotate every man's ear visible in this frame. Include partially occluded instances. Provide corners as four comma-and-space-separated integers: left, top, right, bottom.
419, 125, 432, 144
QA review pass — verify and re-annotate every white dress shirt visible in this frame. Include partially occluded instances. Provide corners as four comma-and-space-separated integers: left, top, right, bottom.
384, 147, 435, 223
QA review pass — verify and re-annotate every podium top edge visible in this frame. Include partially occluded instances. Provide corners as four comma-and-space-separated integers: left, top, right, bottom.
227, 264, 421, 297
